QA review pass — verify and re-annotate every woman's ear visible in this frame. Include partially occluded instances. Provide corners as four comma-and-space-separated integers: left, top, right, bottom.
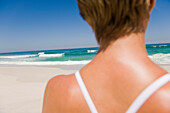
149, 0, 156, 13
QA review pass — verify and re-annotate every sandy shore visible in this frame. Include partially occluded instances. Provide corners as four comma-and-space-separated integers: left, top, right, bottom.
0, 64, 170, 113
0, 65, 83, 113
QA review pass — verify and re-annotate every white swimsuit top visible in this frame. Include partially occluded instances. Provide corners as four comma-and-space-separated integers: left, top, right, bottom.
75, 71, 170, 113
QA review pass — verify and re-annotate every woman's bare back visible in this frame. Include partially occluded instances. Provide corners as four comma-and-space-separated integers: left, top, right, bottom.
42, 38, 170, 112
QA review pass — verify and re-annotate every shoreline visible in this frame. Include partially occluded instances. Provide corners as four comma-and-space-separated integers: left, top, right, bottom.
0, 64, 170, 113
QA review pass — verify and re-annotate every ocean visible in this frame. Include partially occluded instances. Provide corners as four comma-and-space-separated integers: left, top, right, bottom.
0, 43, 170, 65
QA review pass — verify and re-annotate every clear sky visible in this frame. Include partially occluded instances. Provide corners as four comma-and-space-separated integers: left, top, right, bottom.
0, 0, 170, 53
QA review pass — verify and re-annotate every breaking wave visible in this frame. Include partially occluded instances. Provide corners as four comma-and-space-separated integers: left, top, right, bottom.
38, 52, 64, 58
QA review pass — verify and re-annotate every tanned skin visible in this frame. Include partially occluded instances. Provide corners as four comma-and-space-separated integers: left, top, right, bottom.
42, 0, 170, 112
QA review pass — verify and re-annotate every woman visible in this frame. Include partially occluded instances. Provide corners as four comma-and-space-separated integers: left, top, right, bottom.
42, 0, 170, 113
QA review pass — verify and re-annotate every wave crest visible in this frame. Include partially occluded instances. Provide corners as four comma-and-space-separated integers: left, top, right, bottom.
38, 52, 64, 58
87, 50, 97, 53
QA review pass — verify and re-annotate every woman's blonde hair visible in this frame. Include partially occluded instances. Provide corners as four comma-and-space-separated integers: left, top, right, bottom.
77, 0, 151, 51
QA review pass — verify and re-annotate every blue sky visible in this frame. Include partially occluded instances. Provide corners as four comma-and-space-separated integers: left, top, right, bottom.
0, 0, 170, 53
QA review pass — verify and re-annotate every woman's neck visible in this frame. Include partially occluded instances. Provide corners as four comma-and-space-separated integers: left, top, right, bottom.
82, 33, 167, 78
94, 33, 149, 65
103, 33, 148, 58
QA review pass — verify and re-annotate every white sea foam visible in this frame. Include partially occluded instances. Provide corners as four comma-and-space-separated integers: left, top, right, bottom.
0, 55, 36, 59
159, 45, 168, 47
152, 46, 157, 48
149, 53, 170, 64
151, 45, 168, 48
38, 52, 64, 58
0, 53, 169, 65
0, 60, 91, 65
87, 50, 97, 53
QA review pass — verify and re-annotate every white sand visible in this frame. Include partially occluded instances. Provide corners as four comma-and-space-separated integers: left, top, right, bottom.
0, 64, 170, 113
0, 66, 78, 113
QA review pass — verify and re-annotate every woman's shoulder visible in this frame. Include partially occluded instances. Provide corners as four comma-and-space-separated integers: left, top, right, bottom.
42, 73, 90, 113
138, 81, 170, 113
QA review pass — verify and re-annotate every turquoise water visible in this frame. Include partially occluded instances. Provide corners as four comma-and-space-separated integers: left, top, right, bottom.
0, 43, 169, 65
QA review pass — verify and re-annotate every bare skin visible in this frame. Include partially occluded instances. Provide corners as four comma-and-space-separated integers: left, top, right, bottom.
42, 33, 170, 113
42, 0, 170, 112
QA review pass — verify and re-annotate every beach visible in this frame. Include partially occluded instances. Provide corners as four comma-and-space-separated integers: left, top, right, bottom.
0, 44, 169, 113
0, 64, 170, 113
0, 65, 83, 113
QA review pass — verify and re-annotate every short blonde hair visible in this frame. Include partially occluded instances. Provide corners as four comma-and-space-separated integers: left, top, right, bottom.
77, 0, 150, 51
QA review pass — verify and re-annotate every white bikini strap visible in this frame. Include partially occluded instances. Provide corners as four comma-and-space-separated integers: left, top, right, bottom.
126, 73, 170, 113
75, 71, 98, 113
